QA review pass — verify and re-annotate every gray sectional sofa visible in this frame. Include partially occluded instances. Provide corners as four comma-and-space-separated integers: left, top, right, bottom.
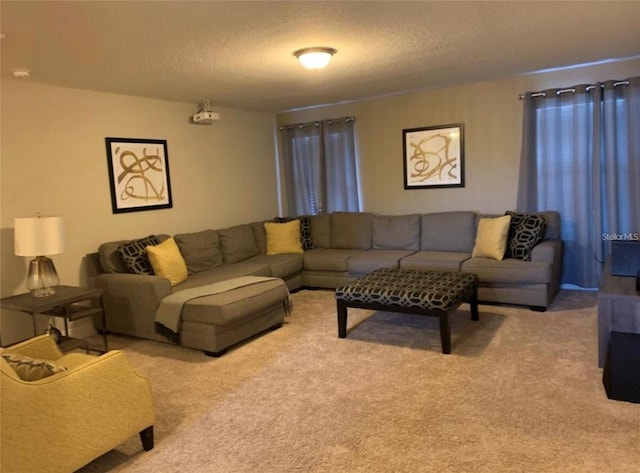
87, 210, 562, 346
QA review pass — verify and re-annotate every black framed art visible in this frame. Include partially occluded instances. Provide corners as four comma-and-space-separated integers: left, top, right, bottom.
403, 123, 465, 189
105, 137, 173, 213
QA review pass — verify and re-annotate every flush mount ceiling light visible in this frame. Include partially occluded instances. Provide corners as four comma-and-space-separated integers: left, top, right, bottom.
293, 47, 337, 70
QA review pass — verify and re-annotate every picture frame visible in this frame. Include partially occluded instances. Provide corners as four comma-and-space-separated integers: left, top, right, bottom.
105, 137, 173, 213
402, 123, 465, 189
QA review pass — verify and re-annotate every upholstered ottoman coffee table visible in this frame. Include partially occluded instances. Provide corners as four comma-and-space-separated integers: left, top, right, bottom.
335, 268, 479, 354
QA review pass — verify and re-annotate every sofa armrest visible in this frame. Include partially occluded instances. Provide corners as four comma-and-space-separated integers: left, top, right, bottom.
93, 272, 172, 301
91, 273, 172, 339
531, 239, 563, 300
530, 239, 562, 265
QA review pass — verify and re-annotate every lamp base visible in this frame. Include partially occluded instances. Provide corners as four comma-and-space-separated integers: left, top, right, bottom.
32, 286, 57, 297
26, 256, 60, 297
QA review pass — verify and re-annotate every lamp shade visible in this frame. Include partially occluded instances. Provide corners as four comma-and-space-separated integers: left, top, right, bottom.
14, 216, 65, 256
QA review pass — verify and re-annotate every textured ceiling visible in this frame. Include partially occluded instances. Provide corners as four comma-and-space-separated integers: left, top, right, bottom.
1, 1, 639, 113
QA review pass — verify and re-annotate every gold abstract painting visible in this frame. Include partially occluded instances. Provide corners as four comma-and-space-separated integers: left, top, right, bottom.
403, 124, 465, 189
105, 138, 173, 213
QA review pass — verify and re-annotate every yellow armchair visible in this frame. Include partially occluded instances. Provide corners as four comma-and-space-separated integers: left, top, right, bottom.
1, 335, 155, 473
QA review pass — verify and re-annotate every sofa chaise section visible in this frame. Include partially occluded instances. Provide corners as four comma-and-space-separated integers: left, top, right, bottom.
88, 224, 304, 347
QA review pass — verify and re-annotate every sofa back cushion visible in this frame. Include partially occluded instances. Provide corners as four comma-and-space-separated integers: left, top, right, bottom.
250, 221, 268, 254
421, 211, 477, 252
331, 212, 374, 250
219, 224, 260, 264
373, 214, 421, 250
174, 229, 222, 274
309, 214, 331, 249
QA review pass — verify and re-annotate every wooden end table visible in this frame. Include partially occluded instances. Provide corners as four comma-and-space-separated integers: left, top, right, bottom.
0, 285, 108, 353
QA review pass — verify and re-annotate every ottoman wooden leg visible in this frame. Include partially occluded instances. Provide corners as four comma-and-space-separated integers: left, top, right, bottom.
469, 287, 479, 321
439, 312, 451, 354
337, 300, 348, 338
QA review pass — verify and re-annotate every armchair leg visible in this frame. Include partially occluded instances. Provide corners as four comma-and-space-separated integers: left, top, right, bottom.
140, 426, 154, 451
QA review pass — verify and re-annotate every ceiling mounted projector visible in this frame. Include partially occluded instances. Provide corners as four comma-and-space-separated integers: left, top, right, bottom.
191, 100, 221, 125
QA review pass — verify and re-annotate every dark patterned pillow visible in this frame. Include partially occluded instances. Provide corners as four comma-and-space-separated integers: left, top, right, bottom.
2, 353, 68, 381
505, 212, 547, 261
118, 235, 160, 274
273, 216, 313, 250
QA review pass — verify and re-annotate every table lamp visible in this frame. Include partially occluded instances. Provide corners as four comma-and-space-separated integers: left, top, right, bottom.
14, 215, 65, 297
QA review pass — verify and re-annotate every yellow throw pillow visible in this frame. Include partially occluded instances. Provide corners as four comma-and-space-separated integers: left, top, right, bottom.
264, 220, 304, 255
146, 237, 188, 286
472, 215, 512, 260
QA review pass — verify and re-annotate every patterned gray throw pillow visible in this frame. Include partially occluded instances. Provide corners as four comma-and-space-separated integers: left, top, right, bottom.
505, 212, 547, 261
118, 235, 160, 274
2, 353, 68, 381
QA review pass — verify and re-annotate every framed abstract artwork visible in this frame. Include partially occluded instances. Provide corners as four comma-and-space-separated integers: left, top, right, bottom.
402, 123, 465, 189
105, 137, 173, 213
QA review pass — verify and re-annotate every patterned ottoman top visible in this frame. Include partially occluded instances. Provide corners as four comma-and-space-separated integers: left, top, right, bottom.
335, 268, 479, 312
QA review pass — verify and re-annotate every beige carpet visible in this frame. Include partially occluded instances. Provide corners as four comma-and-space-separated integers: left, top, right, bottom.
78, 289, 639, 473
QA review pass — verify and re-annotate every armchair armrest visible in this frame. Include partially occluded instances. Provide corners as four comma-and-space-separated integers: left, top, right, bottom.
2, 334, 63, 361
91, 273, 172, 340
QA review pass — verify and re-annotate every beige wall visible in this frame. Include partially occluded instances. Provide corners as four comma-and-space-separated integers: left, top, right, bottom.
276, 58, 640, 216
2, 58, 638, 344
1, 80, 278, 343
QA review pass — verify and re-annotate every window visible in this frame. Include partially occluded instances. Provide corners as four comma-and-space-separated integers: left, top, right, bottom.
281, 117, 359, 216
518, 77, 640, 287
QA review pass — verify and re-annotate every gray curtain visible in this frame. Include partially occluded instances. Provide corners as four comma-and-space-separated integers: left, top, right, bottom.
281, 117, 359, 216
517, 77, 640, 287
323, 118, 359, 213
282, 122, 323, 216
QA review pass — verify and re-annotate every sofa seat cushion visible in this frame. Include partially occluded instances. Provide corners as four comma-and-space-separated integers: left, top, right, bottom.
303, 249, 365, 272
347, 250, 416, 274
181, 279, 288, 326
173, 263, 271, 291
461, 257, 552, 284
400, 251, 471, 271
245, 254, 303, 279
